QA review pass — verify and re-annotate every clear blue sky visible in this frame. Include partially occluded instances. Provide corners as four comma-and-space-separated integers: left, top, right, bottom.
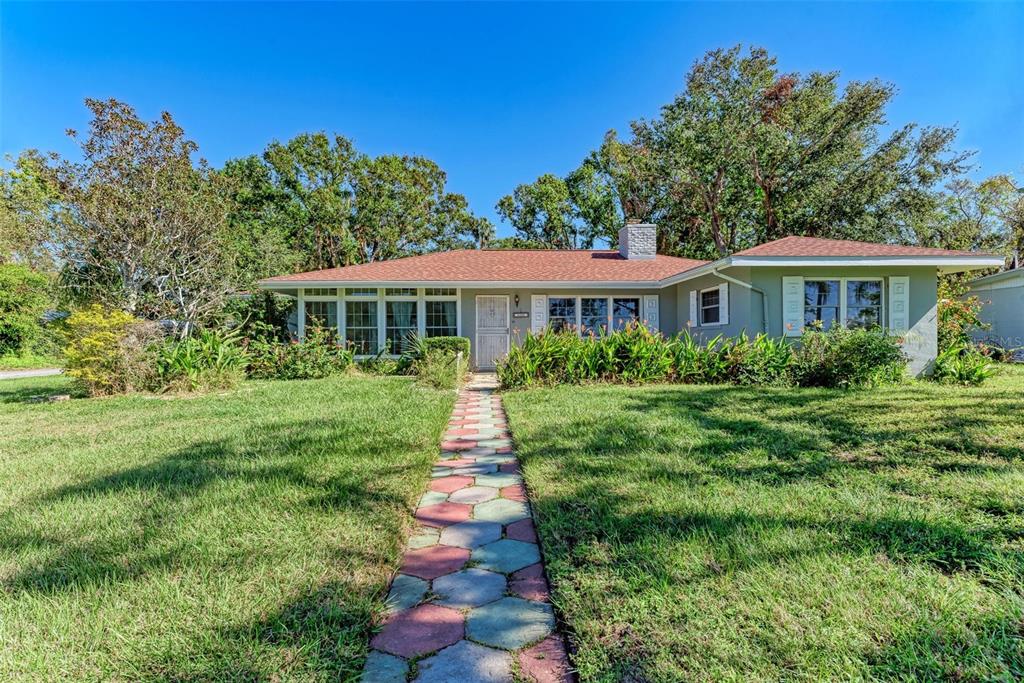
2, 2, 1021, 236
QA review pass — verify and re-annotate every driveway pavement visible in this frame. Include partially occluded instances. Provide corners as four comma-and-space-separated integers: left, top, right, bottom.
0, 368, 63, 381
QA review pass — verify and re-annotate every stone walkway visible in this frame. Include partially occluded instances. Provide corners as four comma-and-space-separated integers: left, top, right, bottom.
361, 373, 572, 683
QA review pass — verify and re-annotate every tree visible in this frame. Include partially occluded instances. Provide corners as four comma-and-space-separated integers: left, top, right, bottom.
0, 264, 50, 355
49, 98, 233, 334
495, 174, 579, 248
228, 133, 493, 273
0, 150, 59, 271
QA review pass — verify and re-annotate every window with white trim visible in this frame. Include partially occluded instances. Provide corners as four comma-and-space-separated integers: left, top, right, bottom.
385, 301, 417, 352
345, 287, 377, 297
580, 297, 609, 335
304, 301, 337, 337
612, 298, 641, 330
804, 278, 883, 330
547, 297, 576, 332
700, 288, 721, 325
345, 300, 378, 353
425, 300, 457, 337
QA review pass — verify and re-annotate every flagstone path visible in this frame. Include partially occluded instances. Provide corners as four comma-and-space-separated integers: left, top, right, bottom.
361, 373, 572, 683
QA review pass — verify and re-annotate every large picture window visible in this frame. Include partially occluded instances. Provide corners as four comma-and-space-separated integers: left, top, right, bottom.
345, 300, 378, 354
304, 301, 337, 337
804, 278, 883, 330
612, 298, 641, 330
580, 297, 609, 335
804, 280, 840, 329
548, 297, 576, 332
425, 300, 458, 337
846, 280, 882, 329
386, 301, 417, 352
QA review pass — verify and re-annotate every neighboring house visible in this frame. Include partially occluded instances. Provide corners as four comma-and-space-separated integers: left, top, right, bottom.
965, 269, 1024, 355
259, 223, 1001, 375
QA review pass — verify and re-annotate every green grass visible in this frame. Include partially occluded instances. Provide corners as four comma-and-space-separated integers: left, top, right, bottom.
0, 352, 61, 370
0, 375, 453, 681
504, 366, 1024, 682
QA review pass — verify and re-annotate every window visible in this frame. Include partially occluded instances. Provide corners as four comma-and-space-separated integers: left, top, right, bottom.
425, 288, 456, 297
846, 280, 882, 329
425, 300, 457, 337
700, 289, 721, 325
547, 297, 576, 332
304, 288, 336, 297
804, 280, 840, 329
345, 300, 378, 354
304, 301, 337, 337
345, 287, 377, 297
580, 297, 609, 335
385, 287, 416, 297
612, 298, 640, 331
386, 301, 417, 352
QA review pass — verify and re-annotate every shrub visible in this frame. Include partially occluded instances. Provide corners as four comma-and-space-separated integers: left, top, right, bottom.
791, 326, 907, 388
155, 328, 249, 391
932, 343, 997, 386
63, 305, 164, 395
937, 279, 988, 352
405, 335, 471, 389
0, 264, 50, 356
245, 326, 353, 380
724, 333, 794, 386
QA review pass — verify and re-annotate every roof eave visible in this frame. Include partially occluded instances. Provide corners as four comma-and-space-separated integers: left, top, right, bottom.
258, 279, 670, 290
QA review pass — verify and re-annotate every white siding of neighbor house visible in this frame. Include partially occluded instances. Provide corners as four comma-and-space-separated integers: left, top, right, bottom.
968, 273, 1024, 351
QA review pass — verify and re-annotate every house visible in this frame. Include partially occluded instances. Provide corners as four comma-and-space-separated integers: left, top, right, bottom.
965, 268, 1024, 355
259, 223, 1001, 375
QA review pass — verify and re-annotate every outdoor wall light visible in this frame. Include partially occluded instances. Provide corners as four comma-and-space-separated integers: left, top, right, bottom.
514, 294, 520, 308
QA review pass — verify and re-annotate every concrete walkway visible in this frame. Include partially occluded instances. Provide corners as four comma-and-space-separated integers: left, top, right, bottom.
0, 368, 62, 381
361, 373, 572, 683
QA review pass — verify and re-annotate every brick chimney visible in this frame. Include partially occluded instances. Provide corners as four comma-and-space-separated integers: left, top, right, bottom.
617, 220, 657, 260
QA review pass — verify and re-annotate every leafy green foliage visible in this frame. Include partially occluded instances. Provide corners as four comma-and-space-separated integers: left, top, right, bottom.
401, 335, 471, 389
499, 324, 906, 390
0, 150, 59, 271
155, 328, 249, 392
244, 326, 353, 380
932, 343, 998, 386
63, 305, 164, 395
937, 279, 989, 352
790, 325, 908, 388
0, 264, 50, 356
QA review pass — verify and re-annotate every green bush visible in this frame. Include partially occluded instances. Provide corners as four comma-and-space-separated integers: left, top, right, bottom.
155, 328, 249, 391
0, 264, 50, 356
395, 334, 471, 388
499, 323, 905, 390
932, 343, 997, 386
245, 326, 353, 380
421, 336, 471, 357
63, 305, 164, 396
937, 279, 988, 352
791, 326, 907, 388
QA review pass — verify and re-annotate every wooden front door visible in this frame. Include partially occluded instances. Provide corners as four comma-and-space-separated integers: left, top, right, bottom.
475, 295, 510, 369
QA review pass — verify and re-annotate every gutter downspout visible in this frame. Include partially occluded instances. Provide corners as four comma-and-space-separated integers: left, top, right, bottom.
712, 268, 769, 334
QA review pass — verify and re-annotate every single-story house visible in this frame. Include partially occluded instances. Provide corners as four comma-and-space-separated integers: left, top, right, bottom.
965, 268, 1024, 355
259, 223, 1001, 375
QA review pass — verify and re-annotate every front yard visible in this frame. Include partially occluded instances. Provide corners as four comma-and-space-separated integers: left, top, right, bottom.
504, 367, 1024, 681
0, 375, 453, 681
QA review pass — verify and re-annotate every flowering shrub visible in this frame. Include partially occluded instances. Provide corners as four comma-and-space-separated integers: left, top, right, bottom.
63, 305, 163, 395
245, 326, 353, 380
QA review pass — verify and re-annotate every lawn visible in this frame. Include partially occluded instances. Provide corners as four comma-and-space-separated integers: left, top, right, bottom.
504, 366, 1024, 682
0, 375, 453, 681
0, 353, 61, 370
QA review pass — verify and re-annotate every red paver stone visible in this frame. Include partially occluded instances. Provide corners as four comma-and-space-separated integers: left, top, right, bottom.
400, 545, 470, 580
446, 428, 476, 437
429, 476, 474, 493
434, 458, 476, 468
416, 501, 472, 527
370, 604, 465, 658
509, 562, 550, 601
496, 446, 514, 454
441, 440, 476, 451
518, 635, 573, 682
501, 484, 527, 502
499, 462, 521, 474
506, 518, 538, 543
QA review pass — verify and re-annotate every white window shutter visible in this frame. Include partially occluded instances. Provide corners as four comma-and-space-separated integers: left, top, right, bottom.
689, 290, 698, 328
718, 282, 729, 326
530, 295, 547, 333
644, 295, 660, 332
889, 276, 910, 334
782, 276, 804, 337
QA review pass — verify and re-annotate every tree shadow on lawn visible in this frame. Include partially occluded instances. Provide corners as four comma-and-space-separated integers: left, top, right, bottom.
0, 416, 421, 595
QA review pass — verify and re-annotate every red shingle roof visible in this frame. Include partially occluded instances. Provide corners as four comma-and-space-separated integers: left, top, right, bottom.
733, 236, 988, 258
261, 249, 708, 284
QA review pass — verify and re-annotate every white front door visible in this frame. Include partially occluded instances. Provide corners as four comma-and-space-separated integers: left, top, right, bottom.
475, 295, 510, 369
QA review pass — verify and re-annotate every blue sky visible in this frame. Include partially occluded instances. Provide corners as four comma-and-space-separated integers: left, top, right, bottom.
2, 2, 1021, 236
